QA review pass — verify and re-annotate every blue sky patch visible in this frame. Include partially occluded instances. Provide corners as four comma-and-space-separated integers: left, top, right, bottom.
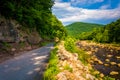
52, 0, 120, 25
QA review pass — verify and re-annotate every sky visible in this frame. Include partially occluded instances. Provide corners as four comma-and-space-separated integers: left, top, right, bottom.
52, 0, 120, 25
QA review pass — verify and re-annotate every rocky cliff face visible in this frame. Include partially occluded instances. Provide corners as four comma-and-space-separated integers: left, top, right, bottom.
0, 16, 19, 42
0, 15, 42, 62
0, 15, 42, 44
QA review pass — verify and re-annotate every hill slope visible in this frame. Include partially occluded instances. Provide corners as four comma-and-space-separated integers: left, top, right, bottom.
84, 19, 120, 43
66, 22, 104, 37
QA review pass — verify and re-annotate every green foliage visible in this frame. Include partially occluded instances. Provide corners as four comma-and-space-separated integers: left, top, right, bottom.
19, 41, 25, 48
39, 15, 67, 40
69, 19, 120, 43
40, 41, 51, 46
43, 48, 59, 80
63, 64, 73, 72
79, 32, 93, 40
64, 37, 90, 65
0, 0, 67, 40
103, 76, 115, 80
80, 19, 120, 43
64, 37, 77, 53
77, 50, 90, 65
0, 42, 12, 53
66, 22, 103, 38
2, 42, 11, 48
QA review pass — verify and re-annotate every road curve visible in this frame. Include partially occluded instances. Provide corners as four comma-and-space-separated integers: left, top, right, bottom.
0, 43, 54, 80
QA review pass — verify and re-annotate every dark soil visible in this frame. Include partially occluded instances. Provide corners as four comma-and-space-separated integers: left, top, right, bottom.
77, 41, 120, 79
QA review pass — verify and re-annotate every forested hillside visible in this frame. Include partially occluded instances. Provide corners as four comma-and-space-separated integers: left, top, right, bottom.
79, 19, 120, 43
66, 22, 103, 37
0, 0, 67, 40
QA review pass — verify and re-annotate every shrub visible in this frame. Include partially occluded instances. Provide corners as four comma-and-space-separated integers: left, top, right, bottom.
64, 37, 90, 65
64, 37, 77, 53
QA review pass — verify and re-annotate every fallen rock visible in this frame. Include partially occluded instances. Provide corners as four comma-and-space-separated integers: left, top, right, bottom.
107, 55, 113, 58
105, 59, 110, 62
100, 73, 104, 78
11, 48, 16, 51
110, 71, 119, 75
110, 62, 117, 65
116, 56, 120, 59
86, 74, 95, 80
57, 72, 67, 80
104, 64, 109, 67
117, 63, 120, 67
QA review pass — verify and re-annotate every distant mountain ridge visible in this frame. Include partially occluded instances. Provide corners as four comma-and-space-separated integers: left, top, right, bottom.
66, 22, 104, 37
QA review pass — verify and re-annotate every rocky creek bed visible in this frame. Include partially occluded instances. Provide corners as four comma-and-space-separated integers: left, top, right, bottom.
77, 41, 120, 79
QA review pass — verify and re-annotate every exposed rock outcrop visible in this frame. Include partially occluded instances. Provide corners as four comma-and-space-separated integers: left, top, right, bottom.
0, 15, 42, 62
56, 42, 96, 80
0, 15, 42, 44
0, 16, 19, 42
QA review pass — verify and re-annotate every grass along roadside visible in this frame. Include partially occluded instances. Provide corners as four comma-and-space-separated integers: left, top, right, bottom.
43, 48, 59, 80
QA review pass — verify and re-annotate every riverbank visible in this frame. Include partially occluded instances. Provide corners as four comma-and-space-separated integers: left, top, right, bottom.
77, 40, 120, 79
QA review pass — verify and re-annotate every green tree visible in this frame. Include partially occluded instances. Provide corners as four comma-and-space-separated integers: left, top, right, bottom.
0, 0, 67, 40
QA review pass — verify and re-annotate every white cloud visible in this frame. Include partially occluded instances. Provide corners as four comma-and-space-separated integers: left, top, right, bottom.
53, 2, 70, 8
52, 1, 120, 25
100, 4, 110, 9
71, 0, 104, 6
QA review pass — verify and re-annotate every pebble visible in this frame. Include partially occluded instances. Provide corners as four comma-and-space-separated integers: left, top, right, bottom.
117, 63, 120, 67
116, 56, 120, 59
110, 71, 119, 75
104, 64, 109, 66
105, 59, 110, 62
110, 62, 117, 65
100, 73, 104, 77
107, 55, 113, 58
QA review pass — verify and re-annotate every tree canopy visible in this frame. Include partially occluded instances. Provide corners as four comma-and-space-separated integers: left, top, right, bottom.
0, 0, 67, 40
79, 19, 120, 43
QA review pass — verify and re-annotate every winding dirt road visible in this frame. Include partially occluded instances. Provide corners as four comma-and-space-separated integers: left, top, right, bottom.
0, 43, 54, 80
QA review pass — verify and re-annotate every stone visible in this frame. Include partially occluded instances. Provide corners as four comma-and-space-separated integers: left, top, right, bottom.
105, 59, 110, 62
86, 74, 95, 80
26, 46, 32, 50
107, 55, 113, 58
110, 62, 117, 65
57, 72, 67, 80
93, 71, 100, 75
98, 60, 103, 64
56, 42, 97, 80
110, 71, 119, 75
62, 60, 67, 66
100, 73, 104, 77
11, 48, 16, 51
104, 64, 109, 66
110, 49, 113, 52
117, 63, 120, 67
116, 56, 120, 59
